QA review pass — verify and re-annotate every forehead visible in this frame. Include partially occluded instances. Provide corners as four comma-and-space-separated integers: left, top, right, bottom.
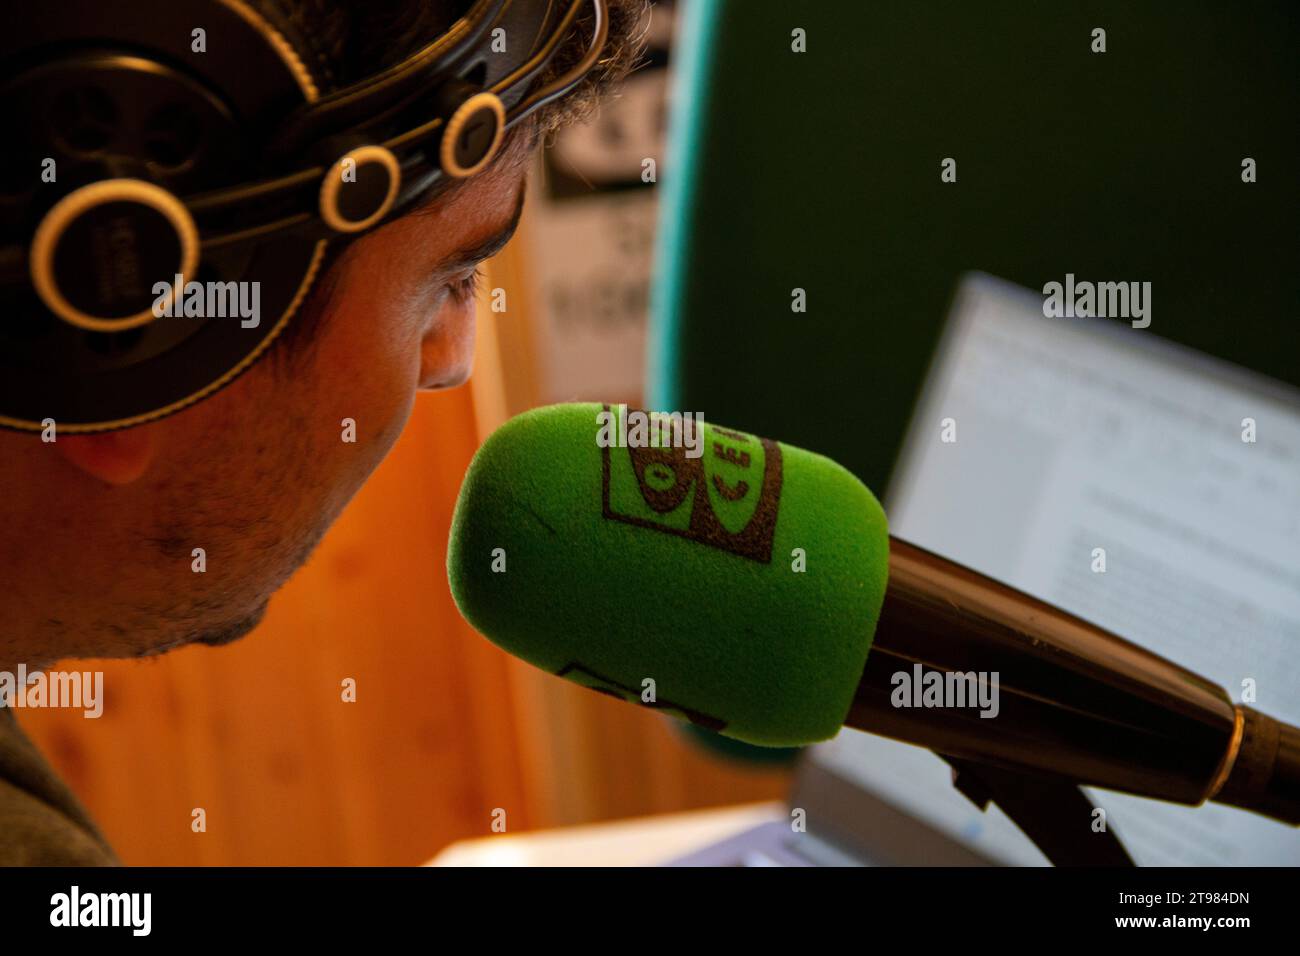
345, 145, 529, 286
400, 136, 532, 251
412, 129, 534, 223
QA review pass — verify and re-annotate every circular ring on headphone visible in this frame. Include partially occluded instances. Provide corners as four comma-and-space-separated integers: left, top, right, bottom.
319, 145, 402, 234
440, 92, 507, 179
29, 178, 200, 333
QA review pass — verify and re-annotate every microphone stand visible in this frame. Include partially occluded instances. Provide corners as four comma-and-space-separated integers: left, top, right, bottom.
938, 754, 1134, 866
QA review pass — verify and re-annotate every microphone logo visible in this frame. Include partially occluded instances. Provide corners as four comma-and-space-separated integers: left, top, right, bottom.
599, 405, 783, 563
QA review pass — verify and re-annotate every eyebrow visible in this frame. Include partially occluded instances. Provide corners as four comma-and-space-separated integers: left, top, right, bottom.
432, 180, 529, 274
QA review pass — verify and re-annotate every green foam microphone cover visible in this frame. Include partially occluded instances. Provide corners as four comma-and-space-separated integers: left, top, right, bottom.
447, 403, 890, 747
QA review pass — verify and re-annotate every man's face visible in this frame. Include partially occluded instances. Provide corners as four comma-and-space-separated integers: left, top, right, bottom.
0, 148, 530, 665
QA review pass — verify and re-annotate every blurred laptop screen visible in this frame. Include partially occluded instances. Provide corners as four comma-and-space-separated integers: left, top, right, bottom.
811, 273, 1300, 866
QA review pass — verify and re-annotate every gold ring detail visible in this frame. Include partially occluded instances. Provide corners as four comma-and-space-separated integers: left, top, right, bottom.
320, 145, 402, 234
441, 92, 506, 178
1202, 705, 1247, 803
30, 179, 199, 333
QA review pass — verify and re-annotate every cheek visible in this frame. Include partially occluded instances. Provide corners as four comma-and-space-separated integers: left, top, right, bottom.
307, 289, 426, 476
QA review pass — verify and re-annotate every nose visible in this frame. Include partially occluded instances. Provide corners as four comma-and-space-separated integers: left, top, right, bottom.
418, 296, 477, 390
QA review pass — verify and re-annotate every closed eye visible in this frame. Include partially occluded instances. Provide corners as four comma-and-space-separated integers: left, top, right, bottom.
447, 266, 484, 305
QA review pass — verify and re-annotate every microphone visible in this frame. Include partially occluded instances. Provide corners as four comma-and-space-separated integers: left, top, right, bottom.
447, 403, 1300, 827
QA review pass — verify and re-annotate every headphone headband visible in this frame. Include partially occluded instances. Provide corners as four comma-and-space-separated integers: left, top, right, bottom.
0, 0, 609, 432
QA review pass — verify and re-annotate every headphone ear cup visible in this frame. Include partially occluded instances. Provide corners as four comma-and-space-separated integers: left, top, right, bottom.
1, 0, 326, 433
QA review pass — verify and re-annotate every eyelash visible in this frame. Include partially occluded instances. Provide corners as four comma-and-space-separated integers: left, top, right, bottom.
447, 267, 484, 305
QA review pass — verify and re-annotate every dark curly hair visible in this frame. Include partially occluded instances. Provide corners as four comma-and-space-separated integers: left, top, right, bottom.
253, 0, 649, 134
